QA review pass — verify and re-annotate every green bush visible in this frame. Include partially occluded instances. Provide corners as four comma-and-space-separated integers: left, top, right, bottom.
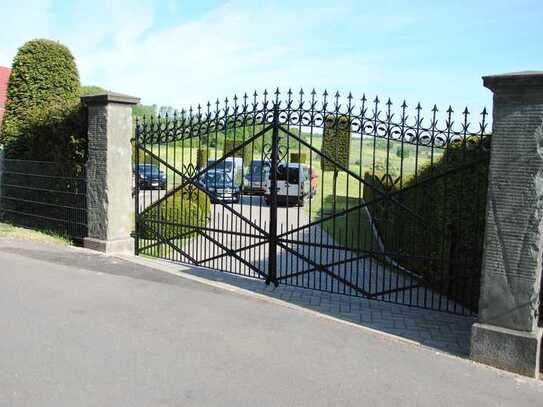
223, 138, 252, 163
290, 152, 306, 163
196, 148, 208, 168
363, 141, 490, 311
80, 85, 107, 96
132, 145, 159, 166
395, 146, 410, 159
321, 115, 351, 171
0, 39, 84, 169
140, 187, 210, 240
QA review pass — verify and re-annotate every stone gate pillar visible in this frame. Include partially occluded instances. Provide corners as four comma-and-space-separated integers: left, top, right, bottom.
471, 72, 543, 377
81, 92, 139, 254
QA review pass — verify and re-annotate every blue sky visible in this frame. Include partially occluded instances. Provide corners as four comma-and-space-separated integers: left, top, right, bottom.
1, 0, 542, 118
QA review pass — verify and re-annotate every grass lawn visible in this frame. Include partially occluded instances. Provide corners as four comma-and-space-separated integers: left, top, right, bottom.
0, 222, 70, 245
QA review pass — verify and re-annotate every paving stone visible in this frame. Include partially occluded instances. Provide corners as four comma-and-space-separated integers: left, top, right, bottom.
183, 267, 473, 356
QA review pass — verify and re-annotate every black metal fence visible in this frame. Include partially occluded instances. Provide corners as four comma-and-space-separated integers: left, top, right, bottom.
0, 158, 87, 240
134, 89, 490, 316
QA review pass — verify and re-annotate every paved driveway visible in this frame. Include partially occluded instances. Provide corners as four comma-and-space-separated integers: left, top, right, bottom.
139, 190, 468, 313
0, 238, 541, 407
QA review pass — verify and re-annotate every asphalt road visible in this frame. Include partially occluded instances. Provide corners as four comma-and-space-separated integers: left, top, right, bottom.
0, 238, 542, 407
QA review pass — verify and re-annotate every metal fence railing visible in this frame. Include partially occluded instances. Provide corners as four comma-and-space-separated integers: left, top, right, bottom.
0, 159, 87, 240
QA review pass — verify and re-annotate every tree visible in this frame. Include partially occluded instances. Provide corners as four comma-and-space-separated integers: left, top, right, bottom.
0, 39, 83, 165
81, 85, 156, 119
133, 103, 157, 118
80, 85, 107, 96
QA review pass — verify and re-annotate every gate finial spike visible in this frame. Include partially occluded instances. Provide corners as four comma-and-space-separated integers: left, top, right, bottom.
361, 93, 367, 103
401, 100, 408, 109
446, 105, 454, 114
310, 88, 317, 96
416, 102, 422, 111
463, 106, 470, 115
299, 88, 304, 96
432, 104, 439, 113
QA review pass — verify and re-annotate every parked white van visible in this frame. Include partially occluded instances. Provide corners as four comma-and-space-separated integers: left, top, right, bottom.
264, 163, 311, 207
207, 157, 244, 188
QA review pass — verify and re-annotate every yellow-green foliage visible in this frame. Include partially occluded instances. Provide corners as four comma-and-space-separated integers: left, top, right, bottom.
197, 148, 208, 168
321, 114, 351, 171
1, 39, 82, 162
290, 152, 307, 163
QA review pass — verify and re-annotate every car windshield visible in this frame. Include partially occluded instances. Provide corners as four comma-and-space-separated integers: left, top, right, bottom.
138, 164, 160, 174
208, 161, 233, 172
247, 162, 270, 180
277, 165, 300, 184
204, 172, 232, 186
249, 161, 269, 174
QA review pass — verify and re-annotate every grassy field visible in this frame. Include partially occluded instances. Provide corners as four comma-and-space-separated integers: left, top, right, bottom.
0, 222, 70, 245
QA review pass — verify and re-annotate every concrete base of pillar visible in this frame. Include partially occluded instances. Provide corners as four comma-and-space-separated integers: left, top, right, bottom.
470, 323, 542, 378
83, 237, 134, 255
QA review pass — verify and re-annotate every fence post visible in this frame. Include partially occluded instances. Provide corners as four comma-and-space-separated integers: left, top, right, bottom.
81, 92, 140, 254
471, 72, 543, 377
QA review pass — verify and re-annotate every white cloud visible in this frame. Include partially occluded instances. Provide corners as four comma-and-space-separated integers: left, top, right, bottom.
0, 0, 496, 115
72, 2, 379, 109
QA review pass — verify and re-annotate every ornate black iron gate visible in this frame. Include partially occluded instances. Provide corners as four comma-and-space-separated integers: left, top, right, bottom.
133, 90, 491, 315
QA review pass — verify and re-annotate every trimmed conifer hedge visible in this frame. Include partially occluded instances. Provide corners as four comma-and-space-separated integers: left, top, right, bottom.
0, 39, 84, 170
321, 115, 351, 171
140, 187, 210, 241
363, 141, 490, 311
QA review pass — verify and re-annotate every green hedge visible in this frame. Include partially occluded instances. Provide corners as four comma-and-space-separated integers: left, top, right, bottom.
223, 138, 252, 163
196, 148, 208, 168
1, 39, 82, 166
290, 152, 306, 163
321, 115, 351, 171
140, 187, 210, 241
363, 141, 489, 311
132, 145, 159, 166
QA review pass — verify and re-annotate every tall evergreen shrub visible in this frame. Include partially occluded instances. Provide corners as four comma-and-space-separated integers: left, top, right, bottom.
0, 39, 84, 169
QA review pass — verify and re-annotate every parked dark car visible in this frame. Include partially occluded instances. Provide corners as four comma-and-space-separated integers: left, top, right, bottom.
199, 171, 240, 203
135, 164, 167, 190
242, 160, 271, 195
